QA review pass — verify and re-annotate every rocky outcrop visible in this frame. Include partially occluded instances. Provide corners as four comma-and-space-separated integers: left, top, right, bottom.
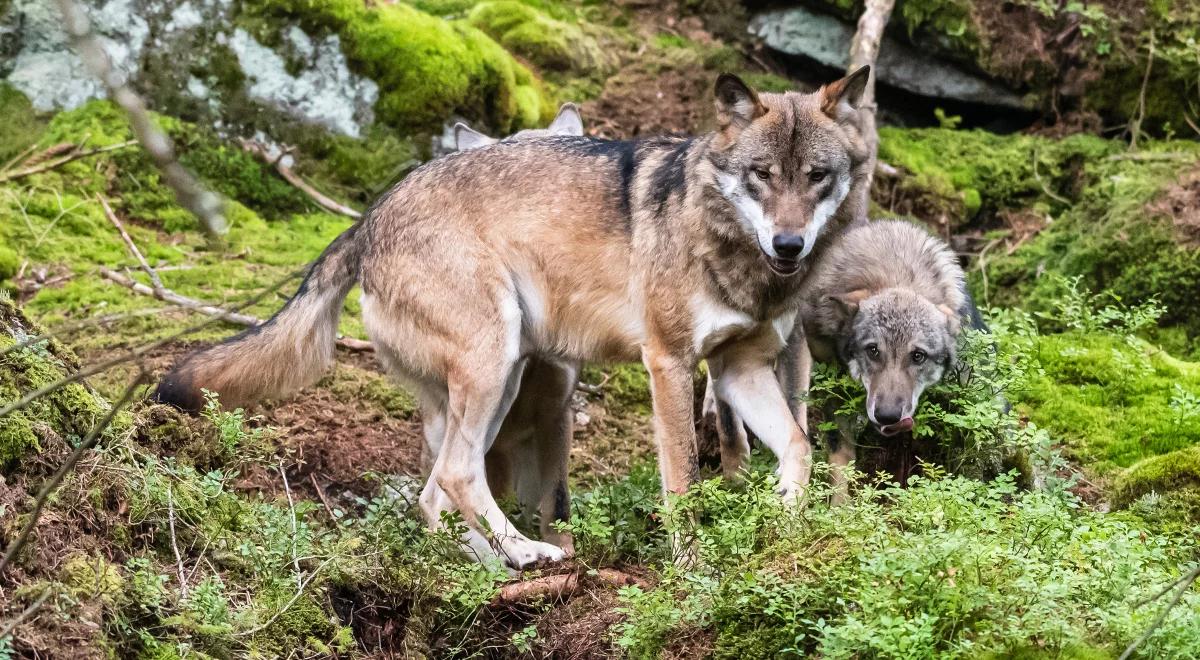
749, 5, 1026, 110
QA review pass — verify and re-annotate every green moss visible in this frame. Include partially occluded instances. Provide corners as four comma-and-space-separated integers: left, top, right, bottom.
878, 127, 1116, 228
581, 363, 651, 416
980, 143, 1200, 350
322, 363, 418, 418
1020, 332, 1200, 471
0, 245, 18, 281
247, 587, 335, 656
62, 554, 125, 606
1113, 445, 1200, 506
0, 83, 45, 164
247, 0, 554, 132
467, 1, 609, 73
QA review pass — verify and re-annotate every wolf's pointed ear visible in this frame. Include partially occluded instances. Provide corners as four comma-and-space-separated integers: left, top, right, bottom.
548, 103, 584, 136
938, 303, 962, 336
829, 289, 870, 324
715, 73, 766, 131
454, 122, 496, 151
820, 65, 870, 118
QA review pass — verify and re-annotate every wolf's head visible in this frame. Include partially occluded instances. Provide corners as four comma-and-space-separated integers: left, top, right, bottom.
454, 103, 585, 150
708, 68, 871, 276
833, 288, 961, 436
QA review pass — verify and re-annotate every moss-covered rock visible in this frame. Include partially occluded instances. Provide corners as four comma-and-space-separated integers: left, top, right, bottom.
876, 126, 1116, 229
1020, 332, 1200, 472
980, 144, 1200, 352
62, 554, 126, 606
1113, 445, 1200, 507
0, 294, 112, 471
248, 0, 554, 132
467, 1, 614, 74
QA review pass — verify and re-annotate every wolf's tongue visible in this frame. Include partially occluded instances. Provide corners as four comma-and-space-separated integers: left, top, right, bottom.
880, 417, 914, 437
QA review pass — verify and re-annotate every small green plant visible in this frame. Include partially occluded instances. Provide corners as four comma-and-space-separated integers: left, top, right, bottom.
1042, 275, 1165, 335
200, 389, 272, 463
1169, 384, 1200, 426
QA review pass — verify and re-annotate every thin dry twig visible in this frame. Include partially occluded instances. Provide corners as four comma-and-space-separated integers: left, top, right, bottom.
240, 139, 362, 219
0, 373, 146, 577
279, 462, 303, 590
1128, 28, 1155, 151
98, 193, 163, 290
56, 0, 227, 238
166, 486, 189, 600
309, 473, 337, 519
0, 141, 136, 184
98, 267, 373, 351
0, 587, 54, 640
1119, 565, 1200, 659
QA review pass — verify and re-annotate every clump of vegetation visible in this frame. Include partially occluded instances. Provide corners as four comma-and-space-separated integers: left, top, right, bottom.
467, 1, 616, 74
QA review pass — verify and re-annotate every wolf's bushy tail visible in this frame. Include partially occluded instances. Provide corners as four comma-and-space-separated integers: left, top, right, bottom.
154, 224, 363, 412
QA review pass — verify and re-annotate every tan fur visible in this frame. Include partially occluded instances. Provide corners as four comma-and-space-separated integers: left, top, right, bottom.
156, 70, 873, 568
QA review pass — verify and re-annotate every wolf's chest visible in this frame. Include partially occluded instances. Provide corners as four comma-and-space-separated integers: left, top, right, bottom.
690, 295, 796, 357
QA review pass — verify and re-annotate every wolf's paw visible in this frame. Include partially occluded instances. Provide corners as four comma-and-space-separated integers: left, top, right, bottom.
499, 537, 567, 570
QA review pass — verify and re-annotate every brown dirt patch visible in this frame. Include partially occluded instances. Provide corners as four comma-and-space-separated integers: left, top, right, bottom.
582, 65, 716, 140
1148, 165, 1200, 248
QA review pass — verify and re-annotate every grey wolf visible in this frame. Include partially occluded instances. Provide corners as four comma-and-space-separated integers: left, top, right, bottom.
454, 103, 584, 151
712, 219, 970, 503
153, 68, 873, 569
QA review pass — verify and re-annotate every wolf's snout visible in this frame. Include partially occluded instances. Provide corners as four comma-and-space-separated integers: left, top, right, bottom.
873, 407, 903, 426
772, 233, 805, 260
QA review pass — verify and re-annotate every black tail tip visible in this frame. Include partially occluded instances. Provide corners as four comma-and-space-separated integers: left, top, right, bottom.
151, 370, 205, 413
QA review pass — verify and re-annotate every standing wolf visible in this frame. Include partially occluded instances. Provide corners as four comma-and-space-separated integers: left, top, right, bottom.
154, 68, 873, 569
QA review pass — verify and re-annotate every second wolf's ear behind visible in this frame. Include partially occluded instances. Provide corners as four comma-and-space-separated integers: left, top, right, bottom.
715, 73, 766, 133
820, 65, 871, 120
548, 103, 584, 136
828, 289, 871, 327
938, 303, 962, 336
454, 122, 496, 151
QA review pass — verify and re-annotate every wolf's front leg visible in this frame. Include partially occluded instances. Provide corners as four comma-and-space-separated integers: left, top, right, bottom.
642, 346, 700, 498
710, 343, 813, 502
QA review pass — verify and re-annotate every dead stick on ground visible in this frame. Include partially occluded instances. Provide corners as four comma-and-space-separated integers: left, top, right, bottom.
57, 0, 227, 238
98, 193, 164, 291
0, 587, 54, 640
98, 267, 374, 351
1119, 565, 1200, 660
309, 473, 337, 519
240, 139, 362, 219
0, 374, 146, 577
0, 141, 136, 184
279, 462, 303, 590
167, 486, 189, 600
492, 569, 649, 605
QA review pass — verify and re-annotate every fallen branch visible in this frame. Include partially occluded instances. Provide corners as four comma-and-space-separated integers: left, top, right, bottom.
240, 139, 362, 219
0, 141, 136, 184
0, 587, 54, 640
167, 486, 189, 600
57, 0, 227, 238
492, 568, 649, 605
0, 373, 146, 577
309, 473, 337, 519
98, 193, 163, 290
1119, 565, 1200, 660
98, 267, 373, 351
280, 462, 302, 590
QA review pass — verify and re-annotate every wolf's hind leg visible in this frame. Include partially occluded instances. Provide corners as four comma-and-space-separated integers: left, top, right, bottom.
523, 360, 578, 553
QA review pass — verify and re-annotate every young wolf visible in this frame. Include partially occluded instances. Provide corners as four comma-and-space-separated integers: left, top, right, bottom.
154, 68, 873, 569
454, 103, 584, 150
713, 219, 970, 502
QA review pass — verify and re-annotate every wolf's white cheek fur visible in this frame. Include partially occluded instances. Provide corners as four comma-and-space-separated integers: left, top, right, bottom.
801, 176, 851, 259
716, 171, 775, 257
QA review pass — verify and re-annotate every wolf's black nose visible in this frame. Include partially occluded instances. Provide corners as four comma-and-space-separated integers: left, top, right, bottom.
874, 409, 902, 426
772, 233, 805, 259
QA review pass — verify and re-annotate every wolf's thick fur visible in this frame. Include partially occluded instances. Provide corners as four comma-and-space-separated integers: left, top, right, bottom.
155, 70, 872, 568
713, 219, 968, 502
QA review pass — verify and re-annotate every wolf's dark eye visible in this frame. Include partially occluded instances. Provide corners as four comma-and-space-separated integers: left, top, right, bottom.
866, 344, 880, 359
752, 168, 771, 181
808, 170, 827, 183
911, 350, 927, 365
